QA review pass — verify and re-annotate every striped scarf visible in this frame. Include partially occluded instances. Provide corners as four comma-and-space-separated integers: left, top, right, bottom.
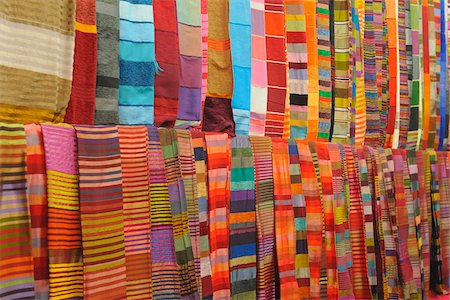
118, 126, 152, 299
201, 0, 208, 116
95, 0, 120, 124
76, 126, 127, 299
204, 133, 231, 299
191, 130, 213, 299
229, 135, 257, 298
158, 128, 198, 298
288, 139, 310, 297
438, 0, 448, 149
147, 126, 180, 299
272, 138, 301, 299
25, 124, 49, 300
422, 0, 432, 149
65, 0, 98, 125
119, 0, 157, 125
441, 152, 450, 289
175, 0, 203, 128
249, 136, 276, 299
0, 123, 35, 299
42, 124, 84, 299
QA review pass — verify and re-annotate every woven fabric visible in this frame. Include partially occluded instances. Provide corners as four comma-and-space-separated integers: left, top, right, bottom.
0, 123, 35, 299
65, 0, 98, 125
428, 0, 438, 150
288, 139, 310, 296
25, 124, 49, 300
118, 0, 157, 125
435, 0, 442, 150
264, 0, 287, 137
153, 0, 180, 127
345, 145, 371, 299
230, 1, 251, 135
147, 126, 180, 299
328, 143, 353, 298
249, 0, 268, 136
332, 0, 350, 144
95, 0, 120, 124
204, 133, 231, 299
0, 1, 75, 123
229, 135, 257, 298
118, 126, 152, 299
176, 129, 202, 294
201, 0, 208, 114
249, 136, 276, 299
422, 1, 431, 149
175, 0, 202, 128
286, 0, 308, 139
438, 0, 448, 149
379, 0, 389, 147
76, 126, 127, 299
441, 152, 450, 289
191, 130, 213, 299
272, 138, 301, 299
42, 124, 84, 299
159, 128, 198, 298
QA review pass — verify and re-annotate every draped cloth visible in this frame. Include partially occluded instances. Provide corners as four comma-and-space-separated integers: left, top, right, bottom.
0, 1, 76, 123
0, 123, 35, 299
95, 0, 120, 124
421, 0, 431, 149
441, 152, 450, 289
76, 126, 127, 299
249, 136, 276, 299
153, 0, 180, 127
25, 124, 49, 300
159, 128, 198, 298
272, 138, 301, 299
65, 0, 98, 125
147, 126, 180, 299
204, 133, 231, 299
118, 126, 152, 299
191, 130, 213, 299
229, 136, 257, 298
119, 0, 157, 125
42, 124, 83, 299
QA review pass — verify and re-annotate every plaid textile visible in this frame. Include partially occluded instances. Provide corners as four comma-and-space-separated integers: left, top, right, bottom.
0, 123, 34, 299
229, 135, 257, 298
315, 142, 338, 298
147, 127, 180, 299
272, 138, 301, 299
204, 133, 231, 299
249, 136, 276, 299
264, 0, 288, 137
288, 139, 310, 296
25, 124, 49, 299
159, 128, 198, 298
191, 130, 213, 299
42, 124, 84, 299
76, 126, 127, 299
118, 126, 152, 299
176, 129, 202, 294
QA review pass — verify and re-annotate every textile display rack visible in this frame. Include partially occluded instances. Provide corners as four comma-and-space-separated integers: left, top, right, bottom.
1, 0, 450, 299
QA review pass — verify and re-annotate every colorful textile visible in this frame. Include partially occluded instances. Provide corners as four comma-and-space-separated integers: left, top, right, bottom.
201, 0, 208, 114
249, 136, 276, 299
229, 136, 257, 298
159, 128, 198, 298
119, 0, 157, 125
95, 0, 120, 124
191, 130, 213, 299
0, 1, 76, 123
25, 124, 49, 300
147, 126, 180, 299
175, 0, 203, 128
76, 126, 127, 299
153, 0, 180, 127
249, 0, 269, 136
438, 0, 448, 150
0, 123, 35, 299
65, 0, 98, 125
42, 124, 84, 299
118, 126, 152, 299
422, 0, 431, 149
441, 152, 450, 289
264, 1, 288, 137
176, 129, 202, 293
204, 133, 231, 299
272, 138, 301, 299
230, 1, 252, 135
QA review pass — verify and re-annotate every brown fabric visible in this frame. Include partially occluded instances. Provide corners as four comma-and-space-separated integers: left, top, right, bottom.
202, 96, 235, 136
